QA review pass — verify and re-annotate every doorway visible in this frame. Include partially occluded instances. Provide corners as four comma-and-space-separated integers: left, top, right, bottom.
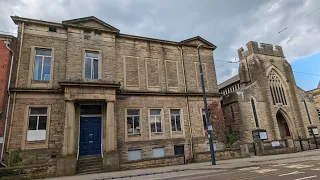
79, 105, 102, 156
276, 111, 291, 139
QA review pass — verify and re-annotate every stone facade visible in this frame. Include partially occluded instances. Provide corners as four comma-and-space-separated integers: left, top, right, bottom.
219, 41, 320, 144
5, 16, 221, 177
0, 34, 16, 162
309, 83, 320, 118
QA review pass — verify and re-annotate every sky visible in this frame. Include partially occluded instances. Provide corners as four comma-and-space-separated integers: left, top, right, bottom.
0, 0, 319, 91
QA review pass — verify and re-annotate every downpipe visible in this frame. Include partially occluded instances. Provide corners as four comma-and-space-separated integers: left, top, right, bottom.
1, 41, 14, 163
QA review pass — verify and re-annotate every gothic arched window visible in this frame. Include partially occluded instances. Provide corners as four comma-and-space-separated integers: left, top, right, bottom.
268, 69, 287, 105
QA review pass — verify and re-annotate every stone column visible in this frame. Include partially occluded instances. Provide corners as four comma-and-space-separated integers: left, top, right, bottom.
103, 101, 119, 171
57, 100, 77, 176
62, 100, 76, 156
106, 101, 116, 152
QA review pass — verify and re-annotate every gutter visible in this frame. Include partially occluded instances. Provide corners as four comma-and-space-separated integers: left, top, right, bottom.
1, 41, 14, 163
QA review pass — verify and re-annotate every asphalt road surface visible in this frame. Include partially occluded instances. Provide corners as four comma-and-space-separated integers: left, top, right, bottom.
115, 159, 320, 180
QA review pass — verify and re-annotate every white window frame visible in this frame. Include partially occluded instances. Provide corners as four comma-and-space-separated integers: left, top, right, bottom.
27, 107, 48, 141
84, 51, 100, 79
170, 109, 182, 132
152, 147, 164, 158
150, 109, 162, 133
127, 150, 142, 161
33, 48, 52, 81
126, 109, 141, 135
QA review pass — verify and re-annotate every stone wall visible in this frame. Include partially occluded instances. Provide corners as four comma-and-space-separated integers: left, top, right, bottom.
7, 93, 65, 152
116, 95, 220, 162
194, 148, 241, 162
0, 163, 55, 180
309, 88, 320, 109
120, 155, 185, 170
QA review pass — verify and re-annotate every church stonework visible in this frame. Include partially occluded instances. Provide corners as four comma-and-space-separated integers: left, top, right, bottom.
219, 41, 320, 144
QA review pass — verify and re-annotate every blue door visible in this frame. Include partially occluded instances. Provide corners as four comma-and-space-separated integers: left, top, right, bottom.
79, 117, 102, 156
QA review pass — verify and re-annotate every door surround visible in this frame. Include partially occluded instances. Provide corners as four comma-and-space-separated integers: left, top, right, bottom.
78, 104, 103, 158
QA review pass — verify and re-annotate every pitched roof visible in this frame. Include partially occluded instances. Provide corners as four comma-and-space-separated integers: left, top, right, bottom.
218, 75, 240, 90
179, 36, 217, 50
62, 16, 120, 32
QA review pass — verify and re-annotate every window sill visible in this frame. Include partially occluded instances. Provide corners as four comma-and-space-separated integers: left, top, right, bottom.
24, 140, 47, 150
128, 133, 141, 136
32, 80, 50, 83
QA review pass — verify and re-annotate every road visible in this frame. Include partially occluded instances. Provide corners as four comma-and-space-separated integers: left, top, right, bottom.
113, 159, 320, 180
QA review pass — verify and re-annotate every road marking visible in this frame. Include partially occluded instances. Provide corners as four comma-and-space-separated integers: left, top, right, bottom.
252, 168, 279, 174
294, 175, 317, 180
285, 164, 314, 169
239, 167, 260, 171
311, 168, 320, 170
279, 171, 305, 176
272, 163, 287, 167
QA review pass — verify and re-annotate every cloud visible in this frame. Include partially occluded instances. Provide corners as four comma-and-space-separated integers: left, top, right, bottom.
0, 0, 319, 85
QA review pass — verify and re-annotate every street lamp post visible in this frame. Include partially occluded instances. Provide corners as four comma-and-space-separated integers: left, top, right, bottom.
197, 44, 216, 165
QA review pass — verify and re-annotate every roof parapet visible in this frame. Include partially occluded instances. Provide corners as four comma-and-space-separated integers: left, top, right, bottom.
238, 41, 284, 60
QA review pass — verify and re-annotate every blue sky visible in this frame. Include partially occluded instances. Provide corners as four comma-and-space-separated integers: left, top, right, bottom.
292, 52, 320, 91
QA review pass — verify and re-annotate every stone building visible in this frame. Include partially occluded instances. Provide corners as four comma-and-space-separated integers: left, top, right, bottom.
309, 82, 320, 121
219, 41, 320, 144
5, 16, 221, 176
0, 34, 16, 162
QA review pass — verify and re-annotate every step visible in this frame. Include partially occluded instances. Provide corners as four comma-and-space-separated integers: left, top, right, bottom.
77, 163, 103, 169
78, 157, 103, 163
78, 156, 102, 161
77, 161, 103, 167
77, 169, 104, 175
77, 166, 103, 173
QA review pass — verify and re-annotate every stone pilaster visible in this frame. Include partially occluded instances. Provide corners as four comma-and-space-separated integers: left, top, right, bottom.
62, 100, 76, 156
103, 101, 119, 171
57, 100, 76, 176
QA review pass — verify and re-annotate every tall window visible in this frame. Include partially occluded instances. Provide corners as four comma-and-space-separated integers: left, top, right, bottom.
27, 107, 48, 141
127, 109, 140, 135
33, 49, 52, 81
317, 109, 320, 121
170, 109, 181, 132
251, 99, 259, 128
202, 109, 207, 130
230, 106, 235, 121
268, 69, 287, 105
150, 109, 162, 133
85, 51, 99, 79
303, 100, 312, 124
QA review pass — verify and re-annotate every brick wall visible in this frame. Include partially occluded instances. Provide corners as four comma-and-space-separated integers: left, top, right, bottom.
0, 36, 16, 160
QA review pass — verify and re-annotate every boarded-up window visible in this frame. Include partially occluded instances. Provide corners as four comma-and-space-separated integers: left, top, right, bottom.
124, 56, 139, 87
146, 59, 160, 88
194, 62, 208, 90
165, 60, 179, 88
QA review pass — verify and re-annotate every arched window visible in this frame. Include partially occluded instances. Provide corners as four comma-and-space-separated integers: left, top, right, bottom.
268, 69, 287, 105
251, 98, 259, 128
303, 99, 312, 124
230, 105, 235, 121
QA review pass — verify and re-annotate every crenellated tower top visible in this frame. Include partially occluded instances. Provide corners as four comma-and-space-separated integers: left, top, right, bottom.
237, 41, 284, 60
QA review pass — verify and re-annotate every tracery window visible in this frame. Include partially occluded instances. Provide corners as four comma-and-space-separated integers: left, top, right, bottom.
268, 69, 287, 105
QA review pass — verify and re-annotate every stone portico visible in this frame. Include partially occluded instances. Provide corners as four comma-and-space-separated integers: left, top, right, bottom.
57, 81, 120, 175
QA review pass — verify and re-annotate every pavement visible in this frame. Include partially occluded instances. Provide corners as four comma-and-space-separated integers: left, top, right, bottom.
46, 149, 320, 180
